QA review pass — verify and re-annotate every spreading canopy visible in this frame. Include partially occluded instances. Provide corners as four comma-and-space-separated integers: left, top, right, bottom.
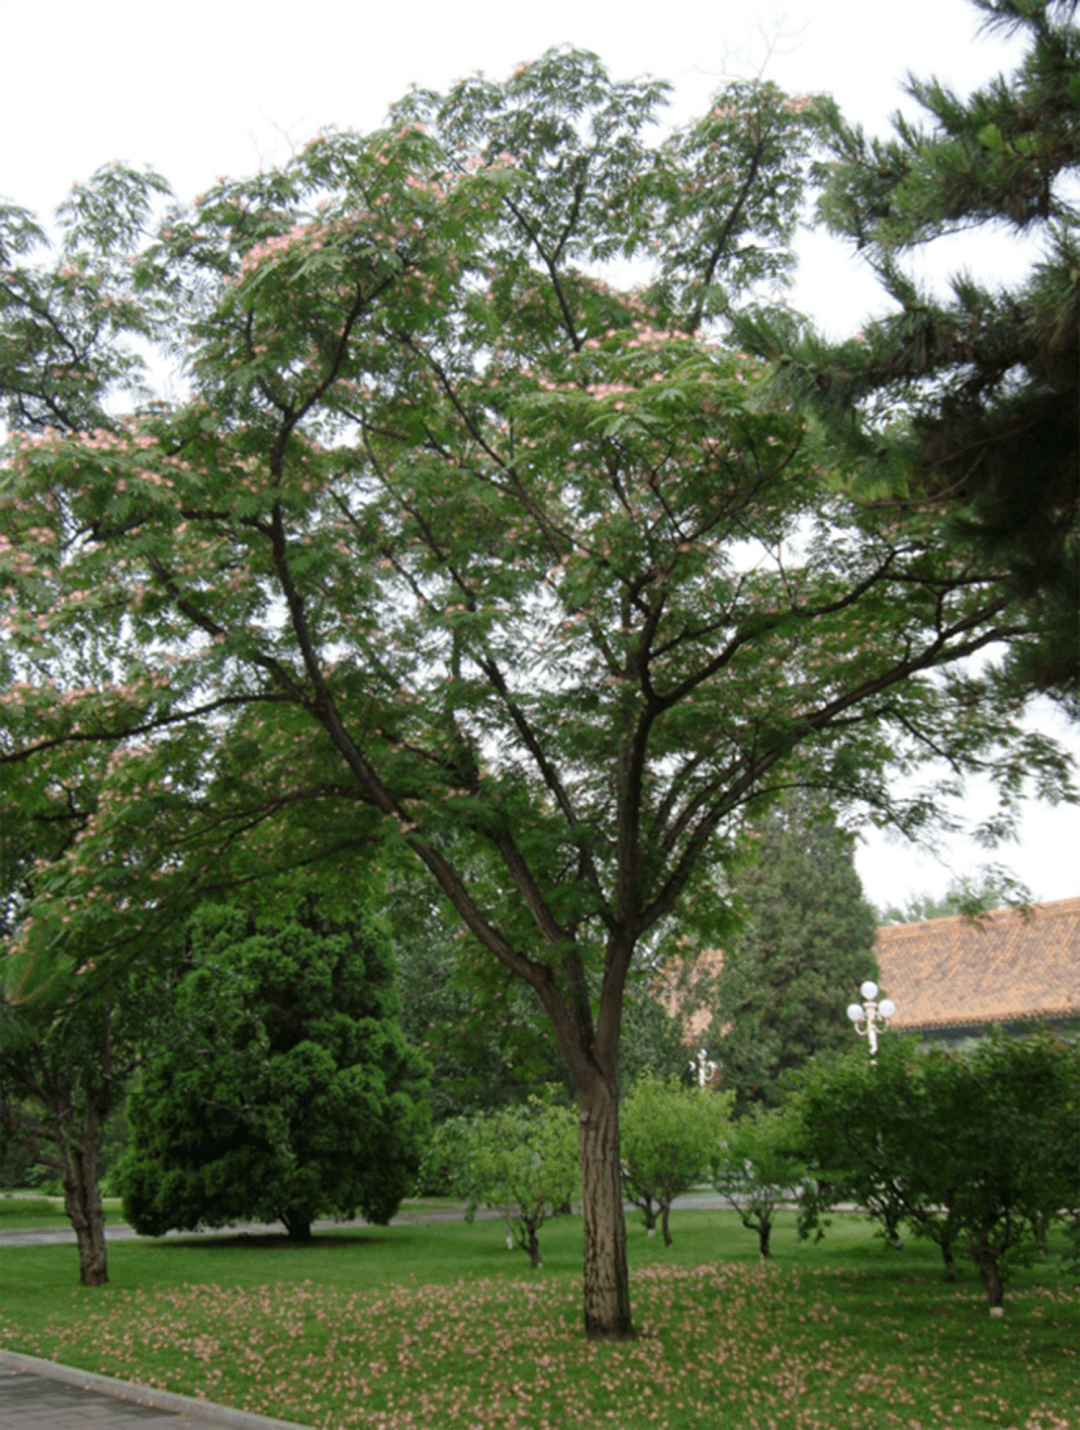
1, 48, 1072, 1337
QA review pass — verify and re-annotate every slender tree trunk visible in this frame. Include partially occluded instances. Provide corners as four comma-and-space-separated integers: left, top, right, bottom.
881, 1195, 904, 1251
578, 1074, 633, 1340
940, 1238, 956, 1280
525, 1218, 543, 1268
632, 1195, 657, 1235
974, 1242, 1005, 1309
660, 1200, 672, 1247
758, 1218, 771, 1259
938, 1220, 960, 1281
58, 1116, 107, 1288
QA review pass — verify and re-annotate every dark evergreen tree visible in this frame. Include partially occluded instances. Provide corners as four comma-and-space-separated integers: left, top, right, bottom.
739, 0, 1079, 709
118, 899, 429, 1241
712, 793, 879, 1112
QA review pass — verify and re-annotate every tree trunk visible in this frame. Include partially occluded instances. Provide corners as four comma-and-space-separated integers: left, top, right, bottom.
882, 1198, 904, 1251
525, 1218, 543, 1268
974, 1242, 1005, 1309
283, 1214, 313, 1242
940, 1239, 956, 1280
578, 1076, 633, 1340
758, 1218, 771, 1259
660, 1200, 672, 1247
939, 1227, 959, 1281
59, 1118, 107, 1288
634, 1195, 657, 1234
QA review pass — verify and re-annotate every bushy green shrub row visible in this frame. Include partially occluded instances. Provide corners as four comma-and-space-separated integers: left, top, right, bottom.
419, 1032, 1078, 1311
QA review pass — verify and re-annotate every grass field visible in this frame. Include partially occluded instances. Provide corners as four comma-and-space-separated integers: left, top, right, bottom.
0, 1207, 1075, 1430
0, 1194, 124, 1231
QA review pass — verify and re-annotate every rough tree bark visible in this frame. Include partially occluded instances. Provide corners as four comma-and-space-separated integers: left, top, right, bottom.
1, 1004, 119, 1290
577, 1072, 633, 1338
57, 1107, 108, 1287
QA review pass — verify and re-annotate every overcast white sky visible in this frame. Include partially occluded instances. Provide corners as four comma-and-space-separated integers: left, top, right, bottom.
1, 0, 1076, 908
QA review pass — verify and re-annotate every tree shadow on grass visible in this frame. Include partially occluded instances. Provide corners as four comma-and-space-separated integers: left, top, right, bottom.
147, 1230, 389, 1251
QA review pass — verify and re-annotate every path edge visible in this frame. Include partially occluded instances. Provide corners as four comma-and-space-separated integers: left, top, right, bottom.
0, 1349, 311, 1429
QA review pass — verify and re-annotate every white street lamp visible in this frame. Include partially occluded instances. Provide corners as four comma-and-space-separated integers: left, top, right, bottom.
690, 1048, 717, 1088
846, 980, 896, 1062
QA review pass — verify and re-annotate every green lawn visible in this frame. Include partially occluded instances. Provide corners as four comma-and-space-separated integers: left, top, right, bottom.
0, 1195, 124, 1230
0, 1207, 1075, 1430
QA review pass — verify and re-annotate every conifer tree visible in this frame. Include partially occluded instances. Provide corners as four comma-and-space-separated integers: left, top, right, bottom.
740, 0, 1079, 708
118, 899, 429, 1242
712, 793, 879, 1112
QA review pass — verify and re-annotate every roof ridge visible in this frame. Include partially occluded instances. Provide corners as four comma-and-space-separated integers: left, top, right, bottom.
893, 1005, 1080, 1030
876, 896, 1080, 939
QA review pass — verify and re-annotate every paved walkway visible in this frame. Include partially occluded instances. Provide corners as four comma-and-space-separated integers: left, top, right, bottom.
0, 1353, 307, 1430
0, 1192, 732, 1248
0, 1201, 498, 1248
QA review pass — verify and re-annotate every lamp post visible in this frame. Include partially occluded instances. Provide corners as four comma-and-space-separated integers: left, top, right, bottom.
846, 981, 896, 1063
690, 1048, 717, 1088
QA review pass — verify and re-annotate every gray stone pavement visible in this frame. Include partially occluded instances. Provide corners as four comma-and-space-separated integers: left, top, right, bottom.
0, 1353, 308, 1430
0, 1202, 496, 1248
0, 1192, 731, 1248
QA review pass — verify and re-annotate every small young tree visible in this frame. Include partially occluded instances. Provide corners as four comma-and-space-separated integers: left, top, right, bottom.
118, 899, 429, 1241
794, 1032, 1080, 1306
916, 1032, 1078, 1307
465, 1090, 579, 1268
0, 971, 146, 1285
711, 1105, 805, 1258
792, 1058, 912, 1257
620, 1071, 732, 1245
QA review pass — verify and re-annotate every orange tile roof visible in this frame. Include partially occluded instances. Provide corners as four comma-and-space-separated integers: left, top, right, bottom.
874, 897, 1080, 1031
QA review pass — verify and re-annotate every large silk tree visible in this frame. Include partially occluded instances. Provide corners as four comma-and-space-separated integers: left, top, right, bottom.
1, 51, 1071, 1337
